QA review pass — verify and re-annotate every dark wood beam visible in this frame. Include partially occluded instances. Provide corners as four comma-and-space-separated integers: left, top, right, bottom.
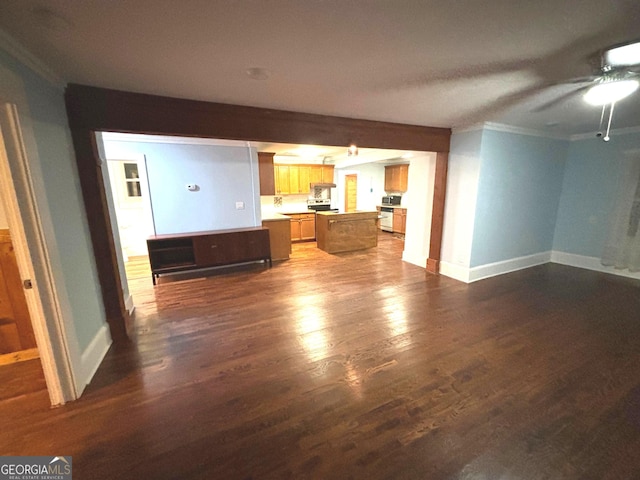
426, 151, 449, 274
65, 84, 451, 152
66, 127, 129, 341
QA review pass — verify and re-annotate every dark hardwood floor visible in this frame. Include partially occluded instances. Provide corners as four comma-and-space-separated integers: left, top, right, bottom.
2, 233, 640, 479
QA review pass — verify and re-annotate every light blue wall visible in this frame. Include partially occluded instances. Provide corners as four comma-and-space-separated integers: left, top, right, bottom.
470, 130, 568, 267
0, 48, 106, 351
104, 140, 261, 235
553, 133, 640, 257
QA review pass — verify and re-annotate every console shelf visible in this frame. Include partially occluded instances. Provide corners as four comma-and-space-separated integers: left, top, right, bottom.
147, 227, 271, 284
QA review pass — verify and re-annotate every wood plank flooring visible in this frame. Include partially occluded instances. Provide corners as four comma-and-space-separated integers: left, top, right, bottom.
2, 233, 640, 479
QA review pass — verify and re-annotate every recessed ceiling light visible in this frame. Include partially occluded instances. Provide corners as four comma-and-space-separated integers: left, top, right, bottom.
246, 67, 271, 80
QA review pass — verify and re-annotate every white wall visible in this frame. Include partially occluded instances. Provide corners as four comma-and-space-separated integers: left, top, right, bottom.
106, 158, 154, 257
440, 130, 483, 282
1, 47, 111, 400
335, 162, 385, 212
402, 154, 437, 268
103, 135, 261, 235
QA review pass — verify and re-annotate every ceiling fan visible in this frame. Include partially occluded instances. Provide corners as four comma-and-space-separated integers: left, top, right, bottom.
545, 40, 640, 141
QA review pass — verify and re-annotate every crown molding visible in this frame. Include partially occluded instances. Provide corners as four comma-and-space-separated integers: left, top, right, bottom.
451, 123, 485, 135
0, 28, 65, 90
482, 122, 570, 140
100, 131, 252, 148
453, 122, 569, 140
570, 124, 640, 141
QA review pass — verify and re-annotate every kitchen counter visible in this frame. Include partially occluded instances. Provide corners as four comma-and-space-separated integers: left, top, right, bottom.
261, 214, 291, 261
261, 212, 292, 221
315, 211, 379, 254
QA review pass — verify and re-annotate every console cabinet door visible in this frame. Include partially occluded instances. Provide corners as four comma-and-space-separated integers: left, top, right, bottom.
193, 233, 241, 265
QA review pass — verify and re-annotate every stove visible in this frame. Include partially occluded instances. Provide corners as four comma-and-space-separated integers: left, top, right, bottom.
307, 199, 338, 212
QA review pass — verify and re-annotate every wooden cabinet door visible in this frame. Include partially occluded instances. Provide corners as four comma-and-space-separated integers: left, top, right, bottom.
289, 166, 301, 194
300, 214, 316, 240
289, 215, 301, 241
322, 165, 335, 183
384, 166, 394, 192
0, 230, 36, 354
397, 164, 409, 192
309, 166, 323, 184
193, 233, 240, 265
258, 152, 275, 195
275, 165, 291, 194
298, 166, 311, 194
392, 210, 403, 233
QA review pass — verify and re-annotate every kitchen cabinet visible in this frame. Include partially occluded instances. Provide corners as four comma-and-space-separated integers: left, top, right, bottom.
384, 164, 409, 193
258, 152, 276, 195
309, 165, 323, 184
262, 217, 291, 261
275, 165, 291, 194
289, 166, 302, 194
392, 207, 407, 234
274, 164, 336, 195
321, 165, 335, 183
287, 213, 316, 242
147, 227, 271, 284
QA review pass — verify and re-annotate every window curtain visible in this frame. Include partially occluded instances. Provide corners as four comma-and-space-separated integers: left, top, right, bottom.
601, 156, 640, 272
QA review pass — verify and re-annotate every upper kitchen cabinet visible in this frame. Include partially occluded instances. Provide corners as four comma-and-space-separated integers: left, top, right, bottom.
258, 152, 276, 195
321, 165, 335, 184
384, 164, 409, 193
274, 164, 335, 195
275, 165, 291, 194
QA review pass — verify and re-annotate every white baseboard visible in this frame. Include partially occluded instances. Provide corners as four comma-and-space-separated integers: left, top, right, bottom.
124, 293, 135, 315
441, 251, 552, 283
551, 251, 640, 281
440, 250, 640, 284
401, 250, 428, 269
439, 261, 471, 283
77, 324, 112, 393
469, 251, 552, 282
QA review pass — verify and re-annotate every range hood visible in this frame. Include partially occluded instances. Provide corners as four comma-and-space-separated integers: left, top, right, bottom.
310, 183, 336, 189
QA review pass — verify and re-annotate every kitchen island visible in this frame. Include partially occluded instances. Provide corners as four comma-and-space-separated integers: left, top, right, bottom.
315, 211, 379, 254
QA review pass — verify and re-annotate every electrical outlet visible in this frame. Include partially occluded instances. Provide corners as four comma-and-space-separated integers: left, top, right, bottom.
235, 201, 245, 210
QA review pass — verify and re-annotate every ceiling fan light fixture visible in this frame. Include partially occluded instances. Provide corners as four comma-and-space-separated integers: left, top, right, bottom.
604, 41, 640, 67
583, 79, 639, 106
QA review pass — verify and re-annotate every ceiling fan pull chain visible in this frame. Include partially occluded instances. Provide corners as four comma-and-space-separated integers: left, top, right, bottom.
604, 101, 615, 142
598, 104, 606, 133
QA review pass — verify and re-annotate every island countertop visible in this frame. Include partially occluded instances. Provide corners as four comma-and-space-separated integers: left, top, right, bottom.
315, 211, 379, 253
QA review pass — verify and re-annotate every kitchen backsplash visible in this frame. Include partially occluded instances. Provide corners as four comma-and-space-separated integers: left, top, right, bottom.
261, 194, 310, 214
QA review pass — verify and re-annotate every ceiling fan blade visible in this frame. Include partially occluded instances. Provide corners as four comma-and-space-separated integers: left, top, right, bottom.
530, 85, 591, 112
458, 83, 551, 126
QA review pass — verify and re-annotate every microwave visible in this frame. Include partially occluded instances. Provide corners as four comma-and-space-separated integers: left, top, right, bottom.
382, 195, 401, 205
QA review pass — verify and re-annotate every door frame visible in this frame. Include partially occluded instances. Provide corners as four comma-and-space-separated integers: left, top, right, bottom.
0, 104, 75, 405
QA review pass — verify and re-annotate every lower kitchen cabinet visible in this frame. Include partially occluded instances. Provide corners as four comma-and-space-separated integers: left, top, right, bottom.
262, 217, 292, 261
287, 213, 316, 242
392, 208, 407, 234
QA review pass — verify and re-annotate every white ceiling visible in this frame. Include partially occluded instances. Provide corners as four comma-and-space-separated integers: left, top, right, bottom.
1, 0, 640, 137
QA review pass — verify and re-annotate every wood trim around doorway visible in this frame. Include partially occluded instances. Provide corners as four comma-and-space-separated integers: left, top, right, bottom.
65, 84, 452, 341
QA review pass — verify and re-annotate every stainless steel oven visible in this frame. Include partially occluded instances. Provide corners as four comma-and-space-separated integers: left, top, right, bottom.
380, 207, 393, 232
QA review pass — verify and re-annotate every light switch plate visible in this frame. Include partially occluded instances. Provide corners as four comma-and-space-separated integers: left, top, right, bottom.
235, 201, 245, 210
